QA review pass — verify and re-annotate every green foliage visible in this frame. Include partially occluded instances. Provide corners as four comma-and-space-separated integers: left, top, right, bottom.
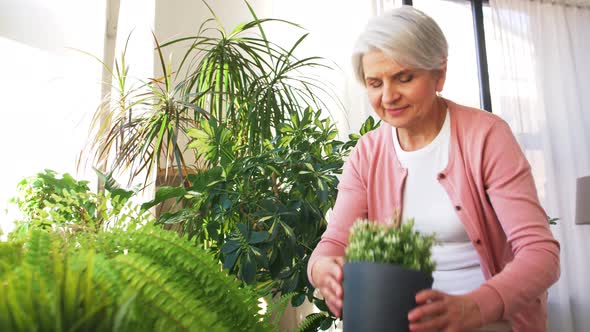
0, 230, 140, 331
0, 226, 272, 332
147, 108, 351, 292
163, 1, 339, 157
342, 115, 381, 151
145, 110, 379, 327
0, 240, 23, 277
11, 169, 96, 227
83, 1, 338, 183
80, 32, 206, 184
9, 169, 145, 240
293, 313, 331, 332
105, 226, 265, 331
345, 219, 436, 275
3, 169, 317, 331
263, 292, 296, 331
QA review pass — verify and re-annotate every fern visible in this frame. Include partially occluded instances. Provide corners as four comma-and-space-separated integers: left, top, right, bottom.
105, 225, 266, 331
0, 226, 273, 332
1, 231, 126, 331
22, 230, 55, 283
115, 253, 223, 331
293, 313, 329, 332
265, 292, 296, 330
0, 240, 23, 277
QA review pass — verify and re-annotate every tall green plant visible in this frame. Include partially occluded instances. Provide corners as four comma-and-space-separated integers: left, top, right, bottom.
83, 1, 337, 184
144, 109, 380, 329
164, 1, 337, 154
81, 33, 208, 185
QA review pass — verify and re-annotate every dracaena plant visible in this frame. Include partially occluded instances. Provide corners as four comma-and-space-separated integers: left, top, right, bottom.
82, 1, 338, 185
345, 218, 437, 275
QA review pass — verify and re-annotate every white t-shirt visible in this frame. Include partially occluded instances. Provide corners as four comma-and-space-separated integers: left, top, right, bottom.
392, 111, 486, 295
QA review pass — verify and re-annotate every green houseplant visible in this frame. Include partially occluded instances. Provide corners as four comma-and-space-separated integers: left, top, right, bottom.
2, 170, 306, 332
83, 1, 336, 184
9, 169, 137, 240
343, 218, 436, 332
80, 1, 381, 329
144, 109, 379, 329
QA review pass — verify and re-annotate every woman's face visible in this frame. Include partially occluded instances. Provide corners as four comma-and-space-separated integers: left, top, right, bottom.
362, 50, 446, 131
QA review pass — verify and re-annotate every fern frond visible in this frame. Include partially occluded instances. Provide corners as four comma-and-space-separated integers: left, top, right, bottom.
1, 270, 38, 331
106, 225, 266, 331
91, 254, 124, 298
0, 240, 24, 277
265, 292, 296, 329
1, 226, 271, 331
22, 230, 55, 282
293, 313, 328, 332
113, 253, 226, 332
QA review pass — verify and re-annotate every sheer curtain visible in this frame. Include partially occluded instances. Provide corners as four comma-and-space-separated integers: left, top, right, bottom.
488, 1, 590, 331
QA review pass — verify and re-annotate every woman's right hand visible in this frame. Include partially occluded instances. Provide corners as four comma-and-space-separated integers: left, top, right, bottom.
311, 256, 345, 317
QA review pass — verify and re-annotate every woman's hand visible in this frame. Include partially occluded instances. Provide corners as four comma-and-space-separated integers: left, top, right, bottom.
311, 256, 345, 317
408, 289, 482, 332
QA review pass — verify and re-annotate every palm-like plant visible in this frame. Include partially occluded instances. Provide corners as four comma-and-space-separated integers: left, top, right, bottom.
82, 1, 338, 185
165, 1, 336, 151
82, 33, 208, 186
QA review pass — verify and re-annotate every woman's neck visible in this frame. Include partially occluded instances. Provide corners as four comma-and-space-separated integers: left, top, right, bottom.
397, 97, 447, 152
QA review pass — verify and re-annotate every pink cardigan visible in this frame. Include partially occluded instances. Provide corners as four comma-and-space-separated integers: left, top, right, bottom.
308, 100, 560, 331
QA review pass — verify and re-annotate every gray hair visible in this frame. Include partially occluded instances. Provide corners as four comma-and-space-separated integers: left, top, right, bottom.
352, 6, 448, 84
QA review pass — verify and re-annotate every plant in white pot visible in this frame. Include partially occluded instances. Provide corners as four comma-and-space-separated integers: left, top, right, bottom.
343, 218, 436, 332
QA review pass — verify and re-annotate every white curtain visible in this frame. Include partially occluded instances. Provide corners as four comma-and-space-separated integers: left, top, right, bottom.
488, 1, 590, 331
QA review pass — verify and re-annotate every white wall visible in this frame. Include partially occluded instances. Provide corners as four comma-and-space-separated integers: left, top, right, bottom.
154, 0, 273, 77
267, 0, 375, 135
0, 0, 106, 232
152, 0, 376, 140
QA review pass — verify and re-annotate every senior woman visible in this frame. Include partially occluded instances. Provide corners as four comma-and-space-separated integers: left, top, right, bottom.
307, 6, 560, 332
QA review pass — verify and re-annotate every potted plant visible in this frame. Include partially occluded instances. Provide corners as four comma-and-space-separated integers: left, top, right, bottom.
81, 2, 382, 328
142, 109, 380, 329
82, 2, 336, 185
343, 218, 436, 332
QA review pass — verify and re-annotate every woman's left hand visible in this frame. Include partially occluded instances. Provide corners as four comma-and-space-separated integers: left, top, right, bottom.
407, 289, 482, 332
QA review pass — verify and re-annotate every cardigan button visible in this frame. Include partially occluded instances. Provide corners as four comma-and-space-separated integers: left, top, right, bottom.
455, 205, 462, 211
475, 239, 482, 245
437, 173, 446, 180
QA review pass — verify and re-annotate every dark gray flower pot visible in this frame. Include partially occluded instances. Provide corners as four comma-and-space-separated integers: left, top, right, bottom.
343, 262, 433, 332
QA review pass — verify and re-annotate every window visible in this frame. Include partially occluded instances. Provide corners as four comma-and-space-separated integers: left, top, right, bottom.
385, 0, 482, 109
